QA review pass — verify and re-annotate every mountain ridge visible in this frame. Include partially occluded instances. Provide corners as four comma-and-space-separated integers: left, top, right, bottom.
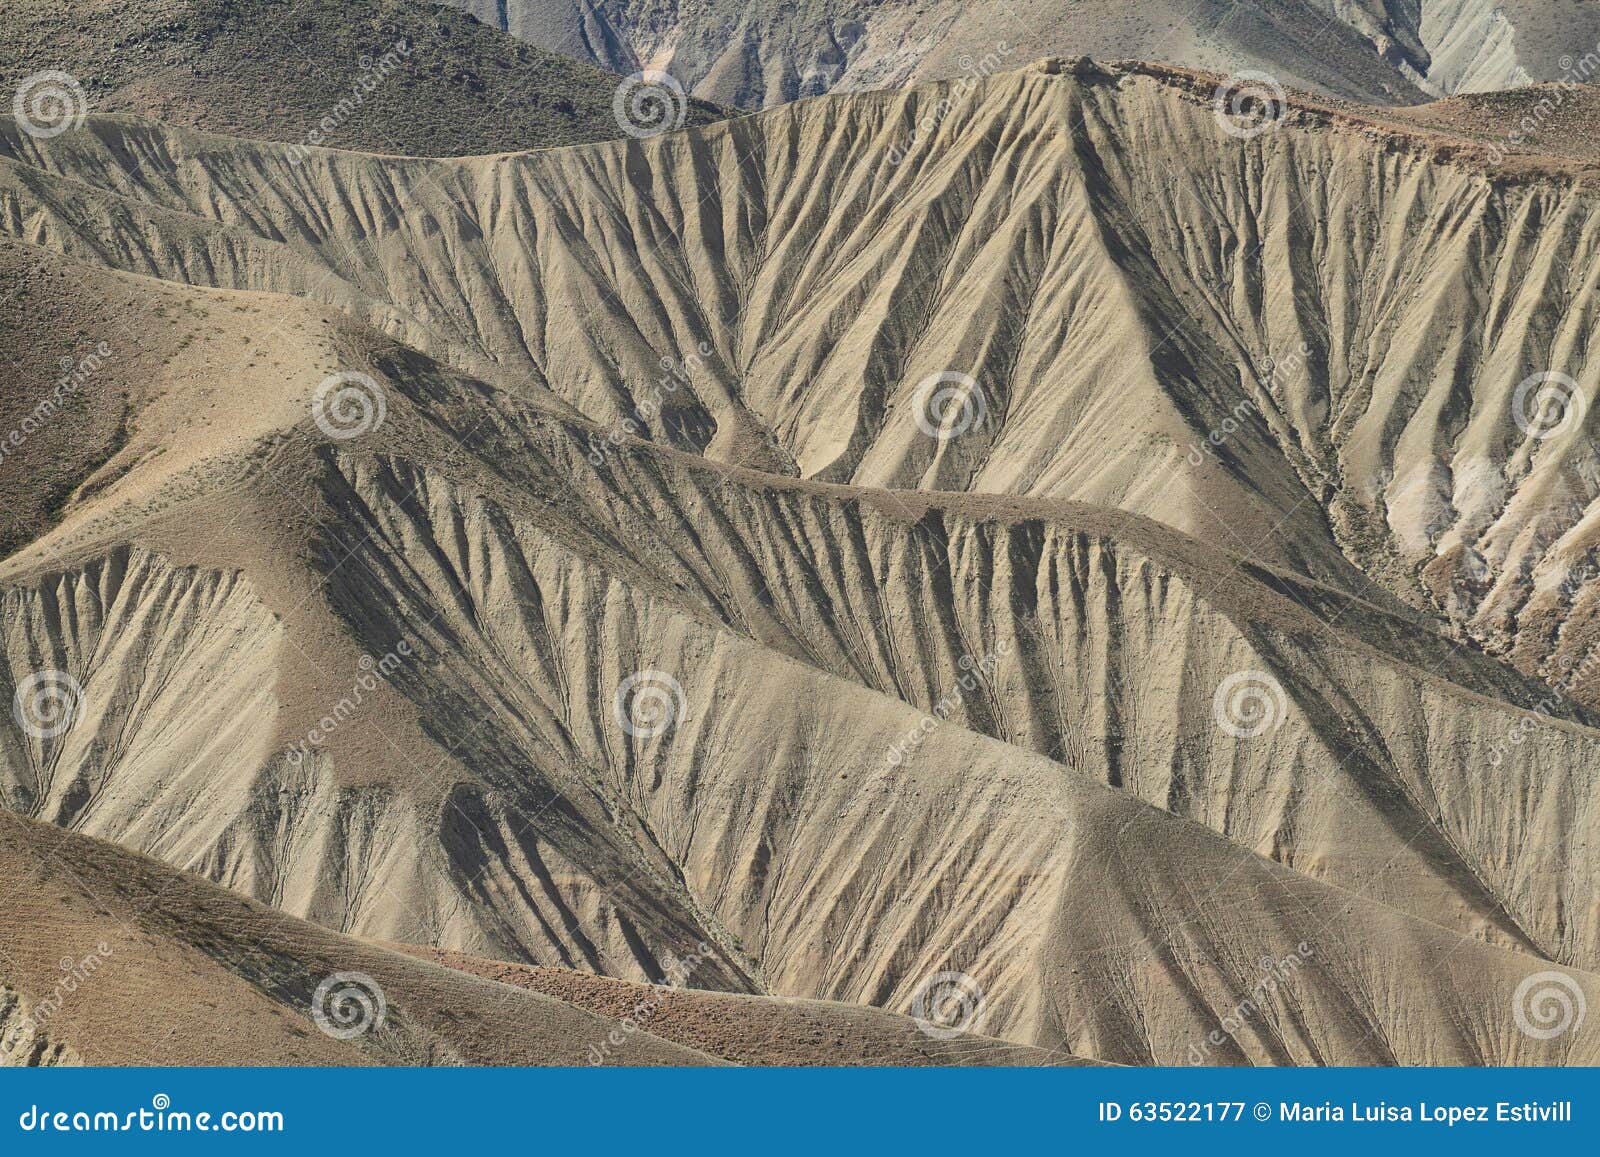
3, 47, 1600, 1067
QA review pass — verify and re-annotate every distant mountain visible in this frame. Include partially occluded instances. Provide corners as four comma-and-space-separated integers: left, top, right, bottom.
1421, 0, 1600, 93
0, 0, 723, 156
445, 0, 1433, 108
445, 0, 1600, 107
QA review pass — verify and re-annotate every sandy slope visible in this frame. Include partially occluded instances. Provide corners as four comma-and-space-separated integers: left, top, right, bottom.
4, 61, 1600, 1066
0, 239, 1598, 1063
0, 809, 717, 1065
2, 808, 1059, 1066
393, 945, 1088, 1065
7, 60, 1600, 694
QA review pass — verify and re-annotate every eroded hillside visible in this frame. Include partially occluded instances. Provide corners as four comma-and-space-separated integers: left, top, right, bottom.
3, 60, 1600, 1067
7, 61, 1600, 694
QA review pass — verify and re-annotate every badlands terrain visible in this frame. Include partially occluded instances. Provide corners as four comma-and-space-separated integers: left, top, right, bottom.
2, 0, 1600, 1067
449, 0, 1600, 107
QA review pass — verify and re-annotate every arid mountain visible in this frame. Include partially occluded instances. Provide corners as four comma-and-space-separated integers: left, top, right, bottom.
0, 0, 722, 157
0, 809, 715, 1064
3, 40, 1600, 1067
2, 810, 1056, 1064
447, 0, 1433, 108
1420, 0, 1600, 93
392, 945, 1085, 1064
8, 60, 1600, 689
443, 0, 1600, 106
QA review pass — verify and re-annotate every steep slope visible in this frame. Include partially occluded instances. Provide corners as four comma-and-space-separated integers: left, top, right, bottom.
451, 0, 1600, 104
445, 0, 1432, 108
0, 809, 717, 1065
2, 244, 1599, 1065
0, 0, 723, 157
1419, 0, 1600, 94
395, 946, 1087, 1064
8, 60, 1600, 699
3, 809, 1058, 1066
9, 467, 1600, 1065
